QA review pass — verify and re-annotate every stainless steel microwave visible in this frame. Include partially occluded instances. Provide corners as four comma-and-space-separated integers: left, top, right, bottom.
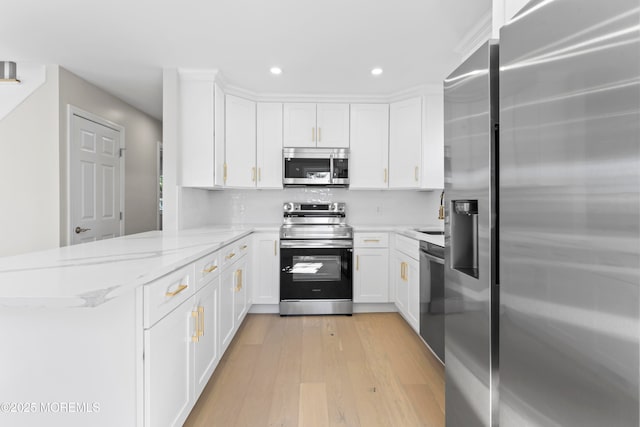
282, 148, 349, 187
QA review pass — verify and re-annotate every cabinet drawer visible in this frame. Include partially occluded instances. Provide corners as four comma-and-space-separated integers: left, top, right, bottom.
354, 232, 389, 248
395, 234, 419, 260
221, 236, 251, 267
194, 250, 220, 289
144, 264, 195, 329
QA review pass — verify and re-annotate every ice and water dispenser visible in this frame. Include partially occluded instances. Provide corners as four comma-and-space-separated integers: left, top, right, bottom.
450, 200, 479, 278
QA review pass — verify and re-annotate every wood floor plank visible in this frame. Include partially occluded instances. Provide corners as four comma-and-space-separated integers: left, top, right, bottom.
299, 382, 329, 427
184, 313, 445, 427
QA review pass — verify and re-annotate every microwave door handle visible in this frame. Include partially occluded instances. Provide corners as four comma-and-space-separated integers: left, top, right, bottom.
329, 157, 334, 184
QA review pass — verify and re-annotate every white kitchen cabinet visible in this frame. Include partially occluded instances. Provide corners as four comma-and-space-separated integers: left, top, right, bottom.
252, 232, 280, 304
225, 94, 256, 188
193, 279, 219, 398
256, 103, 283, 189
349, 104, 390, 189
179, 72, 225, 188
233, 256, 249, 325
219, 265, 236, 353
393, 233, 420, 333
354, 247, 390, 303
389, 97, 422, 189
421, 93, 444, 189
144, 294, 195, 427
283, 103, 349, 148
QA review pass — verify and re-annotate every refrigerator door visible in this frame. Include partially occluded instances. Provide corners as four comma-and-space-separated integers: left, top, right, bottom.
499, 1, 640, 426
444, 40, 499, 427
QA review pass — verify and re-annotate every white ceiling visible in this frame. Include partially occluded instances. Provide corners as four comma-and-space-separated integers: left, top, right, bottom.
2, 0, 491, 120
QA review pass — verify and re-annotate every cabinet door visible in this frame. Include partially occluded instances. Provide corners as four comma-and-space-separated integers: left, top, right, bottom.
283, 103, 316, 147
349, 104, 389, 188
252, 233, 280, 304
193, 280, 219, 398
256, 103, 283, 189
144, 296, 194, 427
406, 258, 420, 333
225, 95, 257, 188
214, 83, 226, 186
393, 253, 408, 315
219, 267, 235, 353
354, 248, 389, 303
316, 103, 350, 148
389, 97, 422, 188
180, 79, 216, 188
234, 257, 249, 325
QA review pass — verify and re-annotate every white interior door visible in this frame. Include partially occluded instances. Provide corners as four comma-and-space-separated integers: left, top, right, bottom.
70, 113, 122, 245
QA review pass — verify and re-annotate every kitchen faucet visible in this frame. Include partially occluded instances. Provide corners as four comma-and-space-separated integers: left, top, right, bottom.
438, 190, 445, 220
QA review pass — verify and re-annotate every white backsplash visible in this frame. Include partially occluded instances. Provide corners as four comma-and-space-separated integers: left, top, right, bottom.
181, 187, 443, 228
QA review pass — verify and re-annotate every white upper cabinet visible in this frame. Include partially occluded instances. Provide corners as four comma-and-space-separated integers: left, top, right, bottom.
421, 93, 444, 189
316, 104, 350, 148
389, 97, 422, 189
179, 73, 225, 188
225, 94, 256, 188
283, 103, 349, 148
349, 104, 389, 189
256, 103, 283, 189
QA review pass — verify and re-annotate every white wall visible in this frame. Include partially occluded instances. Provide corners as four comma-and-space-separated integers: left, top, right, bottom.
0, 65, 60, 257
181, 188, 443, 228
59, 67, 162, 244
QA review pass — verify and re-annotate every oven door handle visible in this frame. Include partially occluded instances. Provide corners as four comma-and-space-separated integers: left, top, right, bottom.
280, 240, 353, 249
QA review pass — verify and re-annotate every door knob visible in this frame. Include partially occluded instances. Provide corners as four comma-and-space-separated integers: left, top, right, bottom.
75, 226, 91, 234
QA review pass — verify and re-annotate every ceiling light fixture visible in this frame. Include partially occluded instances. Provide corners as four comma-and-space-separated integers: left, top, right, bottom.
270, 67, 282, 75
0, 61, 20, 83
371, 67, 383, 76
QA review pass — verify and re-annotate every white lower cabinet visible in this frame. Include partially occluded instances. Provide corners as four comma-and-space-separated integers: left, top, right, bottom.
233, 256, 249, 325
392, 234, 420, 333
219, 261, 236, 354
353, 232, 389, 303
252, 232, 280, 304
193, 280, 219, 398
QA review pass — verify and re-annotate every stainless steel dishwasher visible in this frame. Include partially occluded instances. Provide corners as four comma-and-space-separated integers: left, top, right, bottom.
419, 240, 445, 363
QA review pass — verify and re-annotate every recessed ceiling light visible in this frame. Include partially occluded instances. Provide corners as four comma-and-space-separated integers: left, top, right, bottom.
270, 67, 282, 75
371, 67, 383, 76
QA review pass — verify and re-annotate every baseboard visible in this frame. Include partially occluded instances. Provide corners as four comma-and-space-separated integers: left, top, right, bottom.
248, 303, 398, 314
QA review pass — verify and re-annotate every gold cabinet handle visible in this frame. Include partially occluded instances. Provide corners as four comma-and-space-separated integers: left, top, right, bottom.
198, 306, 204, 337
239, 269, 243, 290
312, 127, 315, 142
223, 163, 228, 184
234, 269, 243, 292
240, 244, 248, 250
356, 255, 359, 271
318, 127, 321, 142
384, 168, 388, 184
191, 310, 199, 343
414, 166, 419, 182
166, 284, 188, 297
364, 239, 380, 243
226, 252, 236, 260
203, 265, 218, 274
274, 240, 277, 256
252, 167, 256, 182
258, 167, 261, 182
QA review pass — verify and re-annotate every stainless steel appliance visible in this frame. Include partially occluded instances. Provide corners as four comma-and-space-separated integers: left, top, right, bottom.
419, 240, 445, 363
444, 39, 499, 427
282, 148, 349, 187
444, 1, 640, 425
279, 202, 353, 315
498, 1, 639, 426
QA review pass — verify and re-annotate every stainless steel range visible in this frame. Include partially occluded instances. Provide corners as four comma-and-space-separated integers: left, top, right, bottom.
279, 202, 353, 315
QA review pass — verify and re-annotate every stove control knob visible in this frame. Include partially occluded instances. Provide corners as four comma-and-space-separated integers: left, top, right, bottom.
283, 202, 294, 212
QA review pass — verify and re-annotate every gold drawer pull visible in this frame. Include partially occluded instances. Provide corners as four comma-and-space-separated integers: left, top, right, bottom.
203, 265, 218, 273
191, 310, 199, 343
226, 252, 236, 260
198, 306, 205, 337
364, 239, 380, 243
166, 284, 188, 297
240, 244, 248, 250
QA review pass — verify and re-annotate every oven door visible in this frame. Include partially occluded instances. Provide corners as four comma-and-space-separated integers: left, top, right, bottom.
280, 240, 353, 300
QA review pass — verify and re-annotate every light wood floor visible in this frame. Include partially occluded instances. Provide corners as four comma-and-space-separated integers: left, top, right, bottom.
184, 313, 444, 427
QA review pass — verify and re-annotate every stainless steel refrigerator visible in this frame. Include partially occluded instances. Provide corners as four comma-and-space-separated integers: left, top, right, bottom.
444, 0, 640, 426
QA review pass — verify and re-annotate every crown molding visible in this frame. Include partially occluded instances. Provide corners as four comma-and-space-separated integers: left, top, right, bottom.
453, 10, 492, 60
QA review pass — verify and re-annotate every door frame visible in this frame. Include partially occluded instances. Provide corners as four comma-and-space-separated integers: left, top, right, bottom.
66, 105, 126, 245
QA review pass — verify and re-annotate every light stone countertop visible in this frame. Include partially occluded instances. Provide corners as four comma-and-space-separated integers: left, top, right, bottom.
0, 223, 444, 308
0, 227, 253, 308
